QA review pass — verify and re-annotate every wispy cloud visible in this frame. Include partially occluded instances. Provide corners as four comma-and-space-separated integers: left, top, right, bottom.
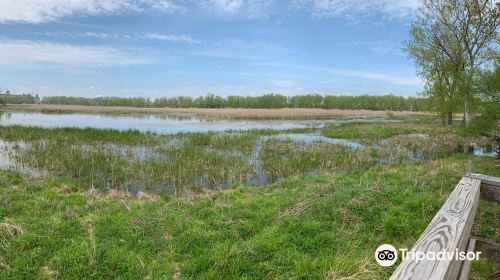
142, 33, 200, 44
293, 0, 419, 20
37, 31, 201, 44
331, 39, 404, 55
255, 62, 422, 86
0, 39, 151, 67
0, 0, 275, 23
0, 0, 183, 24
188, 39, 289, 61
198, 0, 277, 19
0, 0, 420, 24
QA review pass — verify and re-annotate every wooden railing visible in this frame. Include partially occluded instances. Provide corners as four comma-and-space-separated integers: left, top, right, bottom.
390, 172, 500, 280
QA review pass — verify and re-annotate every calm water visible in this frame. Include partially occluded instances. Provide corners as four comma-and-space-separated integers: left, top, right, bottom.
0, 111, 336, 133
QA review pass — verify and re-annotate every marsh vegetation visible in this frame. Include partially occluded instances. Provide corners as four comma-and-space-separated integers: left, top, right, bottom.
0, 117, 495, 195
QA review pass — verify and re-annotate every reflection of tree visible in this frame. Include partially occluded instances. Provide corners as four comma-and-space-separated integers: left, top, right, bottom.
0, 112, 11, 121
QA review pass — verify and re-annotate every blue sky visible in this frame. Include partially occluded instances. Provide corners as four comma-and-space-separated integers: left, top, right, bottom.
0, 0, 423, 98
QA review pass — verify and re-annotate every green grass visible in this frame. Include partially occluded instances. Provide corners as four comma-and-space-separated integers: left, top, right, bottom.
0, 125, 162, 145
0, 156, 498, 279
472, 199, 500, 244
321, 122, 454, 139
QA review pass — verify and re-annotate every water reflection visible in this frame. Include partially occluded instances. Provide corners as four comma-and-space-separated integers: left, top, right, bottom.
0, 111, 329, 134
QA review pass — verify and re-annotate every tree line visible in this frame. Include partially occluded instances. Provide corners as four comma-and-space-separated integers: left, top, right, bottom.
41, 94, 430, 111
0, 95, 37, 105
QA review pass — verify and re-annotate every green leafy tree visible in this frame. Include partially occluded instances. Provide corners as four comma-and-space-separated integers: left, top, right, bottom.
465, 64, 500, 157
405, 0, 499, 125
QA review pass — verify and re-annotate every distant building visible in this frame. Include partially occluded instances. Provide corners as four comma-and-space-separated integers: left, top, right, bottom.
0, 90, 39, 104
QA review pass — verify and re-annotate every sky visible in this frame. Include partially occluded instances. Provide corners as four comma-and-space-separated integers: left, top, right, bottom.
0, 0, 424, 98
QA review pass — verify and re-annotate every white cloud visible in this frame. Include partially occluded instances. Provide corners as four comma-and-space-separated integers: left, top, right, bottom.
141, 0, 185, 12
254, 62, 422, 86
0, 0, 419, 23
0, 0, 183, 23
142, 33, 200, 43
202, 0, 244, 13
294, 0, 420, 20
0, 39, 150, 67
198, 0, 277, 19
188, 39, 289, 60
38, 31, 201, 43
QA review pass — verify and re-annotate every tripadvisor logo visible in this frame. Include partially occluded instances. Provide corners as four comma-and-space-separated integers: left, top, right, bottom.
375, 244, 482, 267
375, 244, 398, 267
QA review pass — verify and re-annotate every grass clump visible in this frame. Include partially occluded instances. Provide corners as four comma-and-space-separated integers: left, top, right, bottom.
321, 122, 453, 139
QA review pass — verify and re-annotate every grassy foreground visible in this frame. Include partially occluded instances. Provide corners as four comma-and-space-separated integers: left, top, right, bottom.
0, 156, 498, 279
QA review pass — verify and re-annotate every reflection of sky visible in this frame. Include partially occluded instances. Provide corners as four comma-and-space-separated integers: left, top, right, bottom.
0, 112, 327, 134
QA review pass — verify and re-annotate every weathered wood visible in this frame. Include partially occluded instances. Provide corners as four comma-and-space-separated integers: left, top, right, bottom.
465, 173, 500, 203
457, 238, 475, 280
466, 173, 500, 187
390, 177, 481, 280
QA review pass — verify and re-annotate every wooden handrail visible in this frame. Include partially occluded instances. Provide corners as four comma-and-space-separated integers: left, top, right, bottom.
466, 173, 500, 203
390, 176, 481, 280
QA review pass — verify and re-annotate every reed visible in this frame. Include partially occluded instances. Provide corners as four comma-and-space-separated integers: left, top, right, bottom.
0, 120, 494, 193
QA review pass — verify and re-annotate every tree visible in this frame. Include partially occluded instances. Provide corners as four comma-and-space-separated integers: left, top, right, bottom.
464, 63, 500, 157
475, 62, 500, 104
405, 0, 499, 125
405, 26, 460, 124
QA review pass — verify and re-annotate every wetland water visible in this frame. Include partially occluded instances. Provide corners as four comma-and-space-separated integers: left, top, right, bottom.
0, 111, 345, 133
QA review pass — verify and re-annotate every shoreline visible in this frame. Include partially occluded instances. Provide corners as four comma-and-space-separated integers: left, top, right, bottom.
3, 104, 431, 118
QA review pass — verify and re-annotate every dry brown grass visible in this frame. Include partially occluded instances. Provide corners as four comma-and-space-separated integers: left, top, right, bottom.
83, 188, 159, 200
7, 104, 430, 118
41, 266, 58, 279
0, 218, 23, 250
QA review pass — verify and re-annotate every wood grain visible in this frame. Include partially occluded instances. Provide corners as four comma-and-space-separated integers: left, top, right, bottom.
457, 238, 475, 280
466, 173, 500, 187
466, 173, 500, 203
390, 177, 481, 280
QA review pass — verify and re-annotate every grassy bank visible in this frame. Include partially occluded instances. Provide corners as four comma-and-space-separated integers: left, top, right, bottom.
0, 156, 498, 279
